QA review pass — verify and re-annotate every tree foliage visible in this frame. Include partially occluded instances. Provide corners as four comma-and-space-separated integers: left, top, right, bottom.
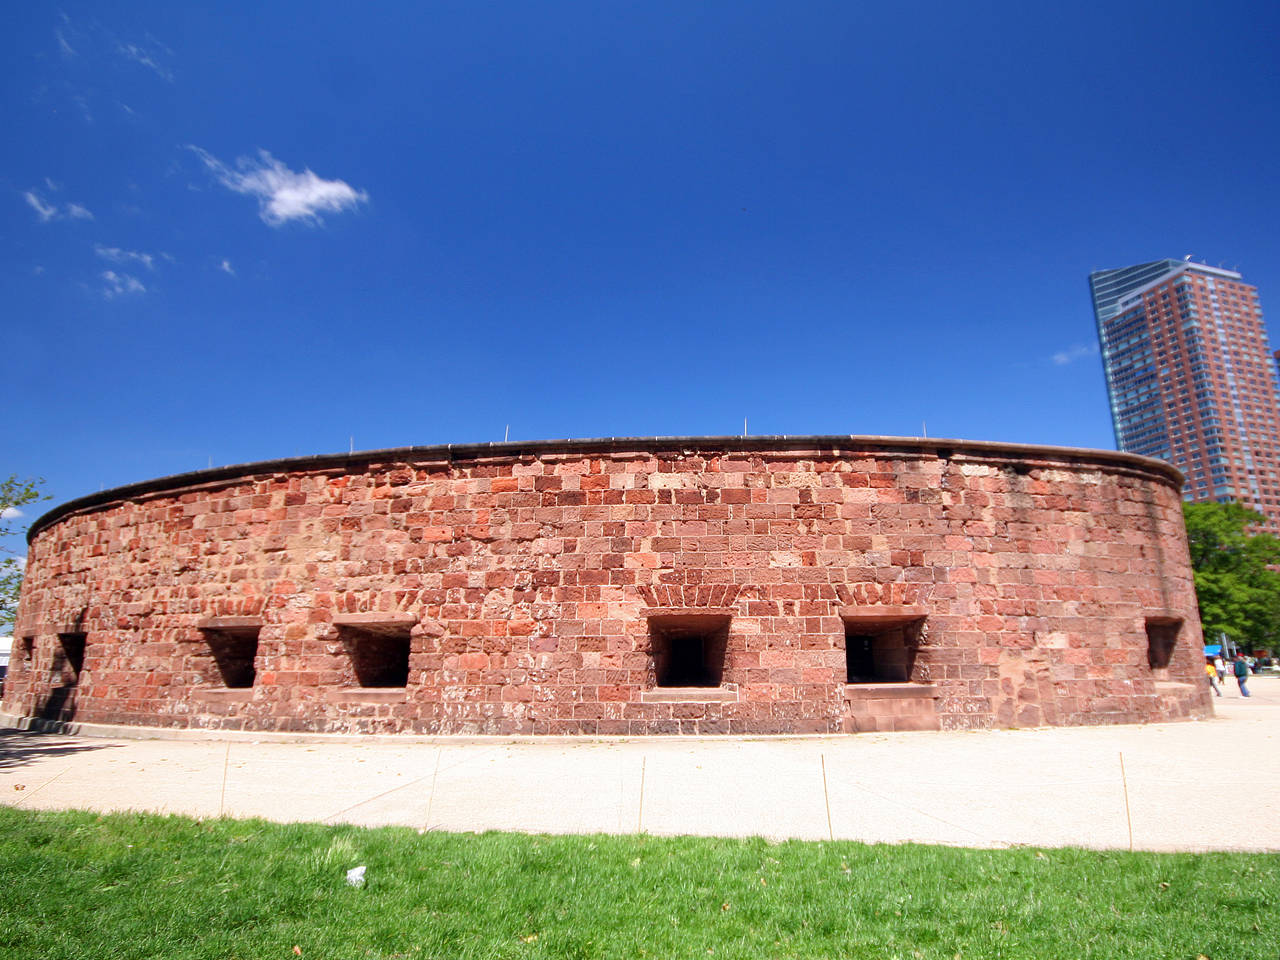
1182, 500, 1280, 653
1, 475, 48, 634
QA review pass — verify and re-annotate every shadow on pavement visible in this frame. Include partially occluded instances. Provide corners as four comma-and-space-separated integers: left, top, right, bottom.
0, 730, 119, 771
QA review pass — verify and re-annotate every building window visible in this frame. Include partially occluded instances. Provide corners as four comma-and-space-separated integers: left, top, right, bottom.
647, 614, 730, 687
200, 624, 260, 689
842, 615, 925, 684
55, 633, 86, 686
339, 623, 411, 688
1144, 618, 1182, 681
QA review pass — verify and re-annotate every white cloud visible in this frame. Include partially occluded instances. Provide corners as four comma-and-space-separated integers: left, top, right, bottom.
218, 258, 235, 276
118, 41, 173, 82
1051, 343, 1099, 366
101, 270, 146, 298
23, 189, 93, 222
72, 94, 94, 124
56, 29, 76, 57
24, 191, 57, 222
0, 507, 23, 520
95, 245, 157, 270
189, 146, 369, 226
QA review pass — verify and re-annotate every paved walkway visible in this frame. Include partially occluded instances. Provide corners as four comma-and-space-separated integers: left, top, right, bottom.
3, 676, 1277, 852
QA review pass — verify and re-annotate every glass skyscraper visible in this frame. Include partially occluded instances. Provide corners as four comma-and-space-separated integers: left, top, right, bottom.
1090, 259, 1280, 531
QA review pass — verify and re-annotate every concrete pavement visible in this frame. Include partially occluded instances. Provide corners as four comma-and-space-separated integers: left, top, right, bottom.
3, 675, 1277, 852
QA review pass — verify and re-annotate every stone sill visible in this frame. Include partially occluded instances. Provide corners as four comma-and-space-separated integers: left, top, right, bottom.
641, 686, 738, 703
39, 622, 90, 636
838, 605, 928, 625
641, 608, 736, 627
196, 617, 261, 631
190, 688, 254, 701
1154, 681, 1195, 691
324, 688, 407, 703
332, 612, 418, 627
844, 682, 938, 700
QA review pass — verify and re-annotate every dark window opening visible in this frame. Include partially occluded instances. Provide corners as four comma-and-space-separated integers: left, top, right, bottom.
339, 624, 411, 688
1145, 618, 1182, 677
56, 633, 86, 686
846, 634, 877, 681
201, 627, 260, 688
843, 619, 923, 683
649, 615, 730, 687
21, 637, 34, 665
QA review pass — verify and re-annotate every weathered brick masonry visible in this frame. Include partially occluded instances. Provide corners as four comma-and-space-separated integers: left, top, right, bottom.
4, 436, 1212, 735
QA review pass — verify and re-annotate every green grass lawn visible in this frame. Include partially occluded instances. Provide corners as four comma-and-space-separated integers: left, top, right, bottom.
0, 807, 1274, 959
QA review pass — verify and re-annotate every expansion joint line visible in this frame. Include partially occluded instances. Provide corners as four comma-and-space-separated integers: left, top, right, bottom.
422, 747, 442, 831
218, 741, 231, 817
12, 767, 68, 807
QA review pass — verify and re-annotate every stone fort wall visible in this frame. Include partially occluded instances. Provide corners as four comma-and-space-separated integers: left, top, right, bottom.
3, 436, 1212, 735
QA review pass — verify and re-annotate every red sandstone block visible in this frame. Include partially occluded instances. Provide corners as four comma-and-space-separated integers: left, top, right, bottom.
890, 715, 939, 732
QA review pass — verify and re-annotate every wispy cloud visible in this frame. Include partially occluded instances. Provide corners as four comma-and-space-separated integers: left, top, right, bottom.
71, 93, 94, 124
1051, 343, 1099, 366
48, 17, 173, 124
218, 258, 235, 276
189, 146, 369, 226
117, 36, 173, 82
95, 245, 158, 270
101, 270, 146, 299
24, 191, 57, 221
23, 189, 93, 222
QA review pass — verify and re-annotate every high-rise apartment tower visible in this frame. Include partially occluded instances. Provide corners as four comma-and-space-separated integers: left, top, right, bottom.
1090, 259, 1280, 531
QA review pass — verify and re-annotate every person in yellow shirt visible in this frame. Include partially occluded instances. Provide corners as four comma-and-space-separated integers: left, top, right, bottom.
1205, 660, 1222, 696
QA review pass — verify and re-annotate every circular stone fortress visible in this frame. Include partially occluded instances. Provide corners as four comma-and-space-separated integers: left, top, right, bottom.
3, 436, 1212, 736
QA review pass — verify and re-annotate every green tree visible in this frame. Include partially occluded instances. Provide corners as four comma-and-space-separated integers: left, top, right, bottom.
1, 475, 48, 634
1182, 500, 1280, 653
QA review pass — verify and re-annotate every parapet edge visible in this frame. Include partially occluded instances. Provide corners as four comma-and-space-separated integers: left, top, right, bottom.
26, 434, 1183, 541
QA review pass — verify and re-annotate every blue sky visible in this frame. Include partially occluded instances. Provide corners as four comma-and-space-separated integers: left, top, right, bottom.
4, 1, 1280, 547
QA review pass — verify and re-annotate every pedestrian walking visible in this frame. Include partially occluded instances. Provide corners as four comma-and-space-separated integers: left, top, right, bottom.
1214, 655, 1226, 683
1233, 655, 1251, 697
1205, 661, 1222, 696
